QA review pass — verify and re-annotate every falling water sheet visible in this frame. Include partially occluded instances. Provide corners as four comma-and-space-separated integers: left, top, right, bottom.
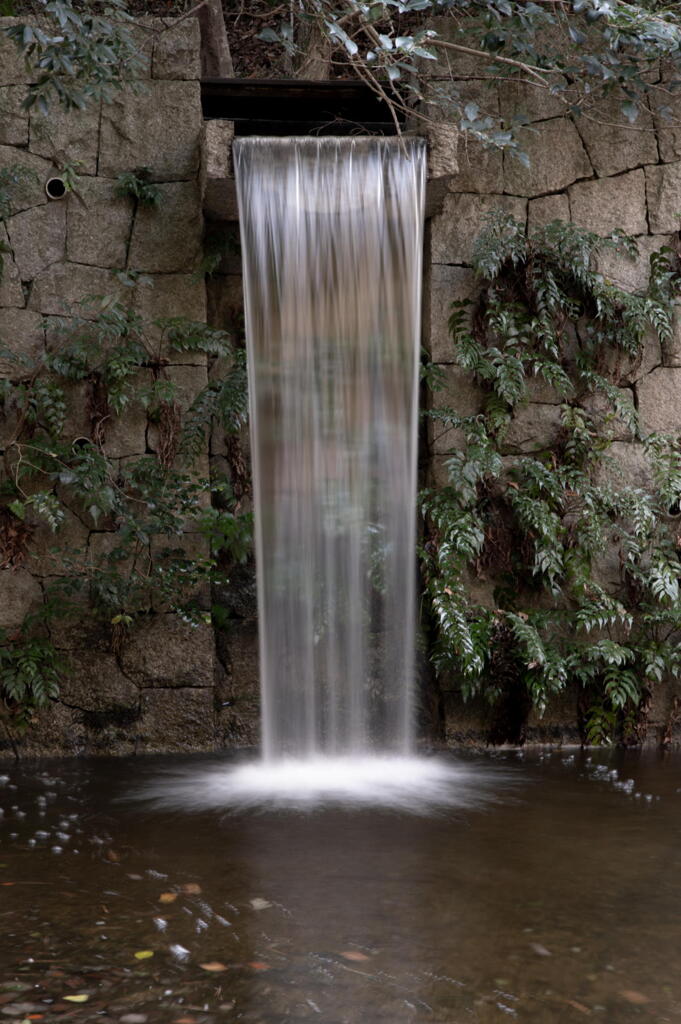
234, 136, 426, 761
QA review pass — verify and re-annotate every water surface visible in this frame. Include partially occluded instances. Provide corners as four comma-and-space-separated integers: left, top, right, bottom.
1, 750, 680, 1022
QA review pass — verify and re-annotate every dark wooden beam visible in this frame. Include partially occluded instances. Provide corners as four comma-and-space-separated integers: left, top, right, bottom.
201, 77, 402, 135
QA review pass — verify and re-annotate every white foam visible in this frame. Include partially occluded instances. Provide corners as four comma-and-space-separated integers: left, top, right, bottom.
137, 756, 509, 814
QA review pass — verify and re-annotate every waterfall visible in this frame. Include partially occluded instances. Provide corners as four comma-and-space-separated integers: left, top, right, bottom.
234, 137, 426, 761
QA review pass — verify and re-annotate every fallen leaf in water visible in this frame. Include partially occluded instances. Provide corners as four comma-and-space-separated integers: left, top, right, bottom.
563, 999, 591, 1015
159, 893, 177, 904
63, 995, 89, 1003
340, 951, 370, 962
105, 850, 120, 862
133, 951, 154, 960
248, 962, 270, 970
27, 1016, 44, 1020
198, 962, 227, 972
173, 1017, 196, 1023
181, 883, 201, 895
530, 943, 551, 957
620, 990, 651, 1005
250, 898, 271, 911
1, 882, 15, 887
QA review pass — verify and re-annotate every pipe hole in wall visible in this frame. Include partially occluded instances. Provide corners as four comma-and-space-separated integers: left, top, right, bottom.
45, 177, 67, 200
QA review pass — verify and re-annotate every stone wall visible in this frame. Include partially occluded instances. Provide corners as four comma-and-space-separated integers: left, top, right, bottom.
0, 18, 250, 757
422, 32, 681, 746
3, 14, 681, 756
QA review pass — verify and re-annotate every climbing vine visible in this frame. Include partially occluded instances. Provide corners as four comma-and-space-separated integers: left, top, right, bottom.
0, 291, 251, 729
422, 213, 681, 745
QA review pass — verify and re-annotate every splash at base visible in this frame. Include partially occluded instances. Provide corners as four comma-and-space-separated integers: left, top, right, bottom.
138, 756, 509, 814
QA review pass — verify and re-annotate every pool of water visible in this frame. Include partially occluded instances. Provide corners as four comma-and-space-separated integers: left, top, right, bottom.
1, 749, 680, 1023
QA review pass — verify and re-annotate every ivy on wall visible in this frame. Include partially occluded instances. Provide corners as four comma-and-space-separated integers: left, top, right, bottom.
422, 213, 681, 745
0, 293, 251, 732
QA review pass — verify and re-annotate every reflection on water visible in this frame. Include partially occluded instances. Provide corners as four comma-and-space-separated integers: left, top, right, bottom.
1, 751, 681, 1022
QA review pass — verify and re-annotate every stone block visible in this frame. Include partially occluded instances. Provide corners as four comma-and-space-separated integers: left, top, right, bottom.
59, 651, 140, 712
28, 508, 88, 577
593, 441, 654, 491
66, 177, 133, 269
574, 92, 658, 178
596, 234, 672, 294
592, 328, 660, 388
0, 568, 42, 629
139, 686, 216, 751
0, 85, 27, 145
645, 162, 681, 233
152, 18, 201, 79
99, 81, 202, 182
427, 121, 458, 179
134, 274, 207, 347
0, 145, 53, 214
128, 181, 202, 273
429, 365, 485, 454
430, 193, 527, 265
6, 201, 65, 280
425, 263, 479, 363
653, 79, 681, 163
13, 702, 87, 759
637, 367, 681, 434
49, 594, 111, 653
0, 223, 25, 307
29, 103, 100, 176
528, 193, 570, 233
203, 119, 234, 181
104, 410, 149, 459
503, 118, 592, 197
119, 612, 214, 686
502, 402, 564, 453
663, 303, 681, 367
0, 308, 44, 376
167, 362, 208, 406
569, 170, 648, 237
0, 19, 32, 86
446, 138, 503, 196
499, 77, 568, 123
28, 263, 121, 316
206, 273, 242, 336
582, 387, 636, 442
